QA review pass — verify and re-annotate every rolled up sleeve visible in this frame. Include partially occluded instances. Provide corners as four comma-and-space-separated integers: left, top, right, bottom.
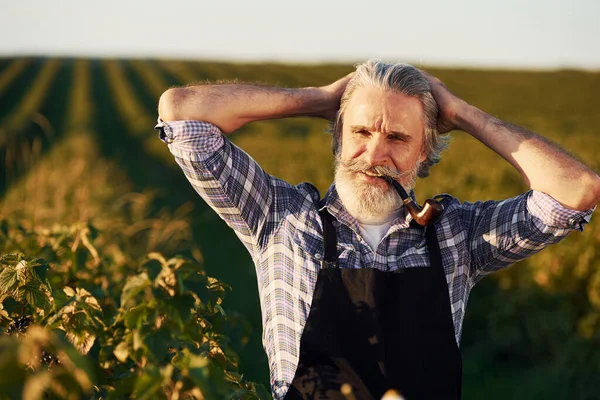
464, 190, 594, 281
527, 190, 595, 232
155, 118, 225, 161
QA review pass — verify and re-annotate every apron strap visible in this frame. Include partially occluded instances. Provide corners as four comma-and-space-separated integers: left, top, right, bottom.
319, 208, 338, 269
426, 223, 461, 395
425, 224, 443, 270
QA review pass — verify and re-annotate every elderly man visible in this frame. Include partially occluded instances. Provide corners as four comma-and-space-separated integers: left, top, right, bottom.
157, 60, 599, 400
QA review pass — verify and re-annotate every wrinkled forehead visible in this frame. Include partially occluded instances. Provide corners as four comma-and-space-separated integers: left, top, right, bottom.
343, 86, 425, 137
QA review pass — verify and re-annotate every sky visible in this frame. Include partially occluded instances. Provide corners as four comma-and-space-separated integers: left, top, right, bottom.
2, 0, 599, 69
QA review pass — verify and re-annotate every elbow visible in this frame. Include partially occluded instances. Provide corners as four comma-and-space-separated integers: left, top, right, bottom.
158, 87, 187, 122
573, 173, 600, 211
588, 173, 600, 209
157, 86, 236, 133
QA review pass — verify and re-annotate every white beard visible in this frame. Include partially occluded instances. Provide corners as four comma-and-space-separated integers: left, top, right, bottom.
334, 157, 418, 224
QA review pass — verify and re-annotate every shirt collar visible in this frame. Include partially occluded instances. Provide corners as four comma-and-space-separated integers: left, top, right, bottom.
320, 183, 416, 234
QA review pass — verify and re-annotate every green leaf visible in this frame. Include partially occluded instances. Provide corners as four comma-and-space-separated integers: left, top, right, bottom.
18, 282, 51, 309
184, 278, 209, 299
113, 341, 129, 363
0, 253, 23, 265
120, 272, 151, 308
189, 357, 225, 397
0, 266, 18, 297
214, 304, 227, 317
22, 370, 54, 400
252, 383, 273, 400
15, 259, 42, 287
52, 288, 75, 311
170, 294, 195, 324
160, 364, 174, 382
108, 374, 137, 400
28, 258, 49, 281
132, 365, 164, 400
58, 341, 96, 387
133, 330, 143, 352
1, 297, 22, 315
0, 303, 10, 320
143, 327, 171, 362
177, 272, 185, 296
187, 353, 210, 380
124, 305, 149, 330
142, 259, 162, 281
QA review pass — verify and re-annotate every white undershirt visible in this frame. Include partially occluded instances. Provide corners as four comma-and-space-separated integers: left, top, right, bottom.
356, 209, 402, 251
358, 221, 394, 251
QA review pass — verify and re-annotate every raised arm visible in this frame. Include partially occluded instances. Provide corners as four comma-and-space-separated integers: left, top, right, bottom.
423, 72, 600, 211
158, 74, 353, 133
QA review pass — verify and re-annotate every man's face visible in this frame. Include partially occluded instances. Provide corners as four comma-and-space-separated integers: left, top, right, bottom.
334, 86, 426, 222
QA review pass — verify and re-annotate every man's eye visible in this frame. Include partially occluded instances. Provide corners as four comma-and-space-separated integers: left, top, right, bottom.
390, 135, 405, 142
354, 130, 370, 136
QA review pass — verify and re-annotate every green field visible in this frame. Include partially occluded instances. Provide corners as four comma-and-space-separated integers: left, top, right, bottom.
1, 57, 599, 399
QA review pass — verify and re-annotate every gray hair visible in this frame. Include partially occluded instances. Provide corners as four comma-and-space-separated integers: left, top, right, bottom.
330, 60, 450, 178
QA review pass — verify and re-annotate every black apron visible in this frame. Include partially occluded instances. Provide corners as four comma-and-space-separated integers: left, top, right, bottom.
284, 209, 462, 400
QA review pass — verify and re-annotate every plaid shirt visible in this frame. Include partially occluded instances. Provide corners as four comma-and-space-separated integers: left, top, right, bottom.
156, 120, 593, 400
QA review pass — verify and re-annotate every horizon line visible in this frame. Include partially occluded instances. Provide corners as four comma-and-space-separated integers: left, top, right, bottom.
1, 52, 599, 73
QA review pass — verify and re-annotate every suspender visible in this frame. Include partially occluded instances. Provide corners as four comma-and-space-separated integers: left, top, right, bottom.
425, 224, 443, 270
319, 208, 339, 269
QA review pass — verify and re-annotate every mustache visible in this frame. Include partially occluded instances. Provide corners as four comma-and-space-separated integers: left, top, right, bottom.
337, 158, 413, 180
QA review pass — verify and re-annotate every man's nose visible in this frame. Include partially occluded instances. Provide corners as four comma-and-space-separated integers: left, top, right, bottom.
363, 136, 389, 166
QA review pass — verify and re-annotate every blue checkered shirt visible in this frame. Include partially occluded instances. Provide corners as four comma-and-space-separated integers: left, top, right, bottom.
156, 120, 593, 400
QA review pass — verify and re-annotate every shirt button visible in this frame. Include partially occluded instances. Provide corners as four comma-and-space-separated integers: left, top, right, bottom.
314, 253, 323, 260
568, 218, 578, 229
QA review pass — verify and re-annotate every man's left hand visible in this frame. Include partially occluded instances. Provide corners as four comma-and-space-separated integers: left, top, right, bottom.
421, 71, 468, 134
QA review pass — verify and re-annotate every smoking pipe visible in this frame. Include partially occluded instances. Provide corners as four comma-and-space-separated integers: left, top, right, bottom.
382, 176, 444, 227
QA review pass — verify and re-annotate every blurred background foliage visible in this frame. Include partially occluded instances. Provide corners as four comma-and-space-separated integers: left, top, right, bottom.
0, 57, 599, 399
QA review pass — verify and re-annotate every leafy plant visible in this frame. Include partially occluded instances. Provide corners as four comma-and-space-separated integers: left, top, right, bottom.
0, 217, 271, 399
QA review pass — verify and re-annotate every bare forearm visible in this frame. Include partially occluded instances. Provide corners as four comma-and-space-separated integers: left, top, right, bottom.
158, 84, 335, 133
456, 104, 600, 211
